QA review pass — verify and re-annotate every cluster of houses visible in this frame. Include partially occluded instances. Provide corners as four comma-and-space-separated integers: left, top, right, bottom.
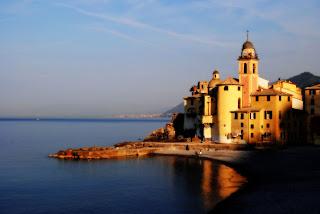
183, 37, 320, 145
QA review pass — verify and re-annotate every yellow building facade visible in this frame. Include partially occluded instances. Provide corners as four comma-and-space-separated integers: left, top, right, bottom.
183, 37, 305, 144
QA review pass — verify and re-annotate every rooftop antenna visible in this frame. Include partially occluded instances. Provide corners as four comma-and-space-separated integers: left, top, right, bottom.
246, 30, 249, 41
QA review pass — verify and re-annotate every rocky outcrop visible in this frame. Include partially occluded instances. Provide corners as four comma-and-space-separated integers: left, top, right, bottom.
143, 127, 166, 141
144, 113, 186, 142
49, 144, 158, 160
49, 142, 250, 160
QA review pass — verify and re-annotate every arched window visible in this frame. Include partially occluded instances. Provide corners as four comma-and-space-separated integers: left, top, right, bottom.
238, 98, 241, 108
224, 86, 228, 91
253, 63, 256, 73
244, 63, 247, 74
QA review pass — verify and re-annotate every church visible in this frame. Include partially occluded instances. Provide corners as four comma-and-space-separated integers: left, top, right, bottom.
183, 35, 305, 144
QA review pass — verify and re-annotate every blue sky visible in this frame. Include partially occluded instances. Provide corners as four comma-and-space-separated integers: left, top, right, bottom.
0, 0, 319, 117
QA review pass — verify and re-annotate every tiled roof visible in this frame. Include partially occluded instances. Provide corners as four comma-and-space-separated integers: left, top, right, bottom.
251, 88, 291, 96
305, 83, 320, 90
272, 79, 295, 85
217, 77, 241, 86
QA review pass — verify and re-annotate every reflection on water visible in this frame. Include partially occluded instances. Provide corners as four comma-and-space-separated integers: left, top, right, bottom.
169, 157, 246, 212
217, 164, 245, 199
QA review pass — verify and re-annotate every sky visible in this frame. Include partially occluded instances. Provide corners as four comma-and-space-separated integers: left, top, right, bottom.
0, 0, 320, 117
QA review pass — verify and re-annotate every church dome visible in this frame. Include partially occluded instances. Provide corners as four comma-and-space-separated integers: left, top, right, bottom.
213, 70, 220, 75
239, 40, 258, 60
242, 40, 255, 50
209, 70, 220, 88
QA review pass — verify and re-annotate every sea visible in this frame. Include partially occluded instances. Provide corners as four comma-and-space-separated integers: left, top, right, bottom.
0, 118, 243, 214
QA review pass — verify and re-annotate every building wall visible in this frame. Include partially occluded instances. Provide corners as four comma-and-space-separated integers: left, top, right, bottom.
202, 95, 213, 140
272, 81, 303, 110
198, 81, 209, 94
273, 81, 302, 100
183, 97, 200, 130
304, 86, 320, 144
305, 88, 320, 115
258, 77, 269, 89
231, 111, 261, 144
216, 85, 242, 143
238, 59, 259, 107
250, 95, 292, 143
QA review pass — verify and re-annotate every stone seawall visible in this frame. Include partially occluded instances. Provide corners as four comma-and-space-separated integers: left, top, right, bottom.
49, 141, 250, 160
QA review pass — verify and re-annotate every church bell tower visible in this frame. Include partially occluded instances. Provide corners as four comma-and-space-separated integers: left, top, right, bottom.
238, 31, 259, 107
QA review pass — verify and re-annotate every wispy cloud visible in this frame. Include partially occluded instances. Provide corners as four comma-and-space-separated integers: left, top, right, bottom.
207, 0, 320, 38
56, 3, 230, 47
88, 25, 154, 46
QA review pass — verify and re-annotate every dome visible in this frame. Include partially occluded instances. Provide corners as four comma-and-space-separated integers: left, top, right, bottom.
239, 39, 259, 60
208, 79, 220, 88
242, 40, 255, 50
213, 70, 219, 75
209, 70, 220, 88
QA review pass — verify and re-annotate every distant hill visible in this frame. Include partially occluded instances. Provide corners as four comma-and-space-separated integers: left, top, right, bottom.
161, 103, 184, 117
163, 72, 320, 116
288, 72, 320, 88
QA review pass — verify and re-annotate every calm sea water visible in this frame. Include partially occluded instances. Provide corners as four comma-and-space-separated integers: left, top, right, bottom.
0, 119, 242, 214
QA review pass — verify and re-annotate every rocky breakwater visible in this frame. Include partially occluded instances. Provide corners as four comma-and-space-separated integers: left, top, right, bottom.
48, 142, 161, 160
49, 141, 250, 160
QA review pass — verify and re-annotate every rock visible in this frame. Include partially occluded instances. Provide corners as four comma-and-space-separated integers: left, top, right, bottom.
165, 122, 175, 140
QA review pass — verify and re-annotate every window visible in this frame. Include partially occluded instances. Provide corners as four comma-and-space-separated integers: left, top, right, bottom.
288, 96, 291, 101
224, 86, 228, 91
311, 98, 315, 105
256, 96, 259, 101
279, 96, 282, 101
238, 86, 241, 91
241, 130, 244, 140
280, 122, 284, 128
251, 133, 254, 138
238, 98, 241, 108
234, 113, 238, 119
310, 90, 315, 95
267, 96, 271, 101
279, 111, 282, 119
244, 63, 247, 73
250, 112, 256, 119
267, 123, 270, 128
241, 113, 244, 119
253, 64, 256, 74
241, 123, 244, 128
250, 124, 254, 129
264, 111, 272, 119
190, 99, 194, 105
